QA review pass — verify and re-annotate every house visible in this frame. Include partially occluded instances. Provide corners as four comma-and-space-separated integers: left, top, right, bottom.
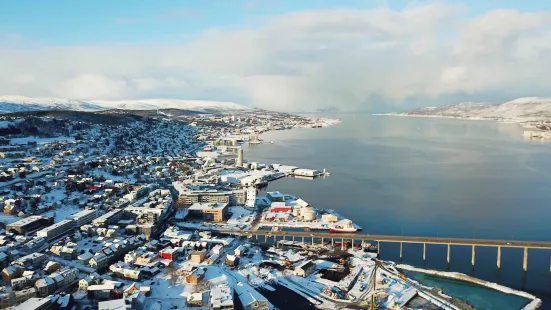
235, 284, 269, 310
13, 253, 47, 268
11, 276, 32, 290
187, 292, 204, 306
14, 287, 37, 304
185, 267, 206, 284
79, 273, 100, 290
89, 253, 110, 269
225, 255, 239, 267
159, 247, 179, 261
190, 250, 206, 263
211, 244, 224, 255
210, 283, 234, 310
294, 260, 315, 277
43, 261, 61, 274
206, 254, 219, 264
35, 277, 56, 297
87, 283, 115, 300
234, 245, 247, 256
2, 265, 24, 282
125, 291, 146, 310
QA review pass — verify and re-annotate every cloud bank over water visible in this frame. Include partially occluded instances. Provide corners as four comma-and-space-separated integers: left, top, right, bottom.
1, 3, 551, 112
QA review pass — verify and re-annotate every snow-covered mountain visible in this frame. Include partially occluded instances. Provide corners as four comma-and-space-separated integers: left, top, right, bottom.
0, 96, 105, 113
90, 99, 251, 112
388, 97, 551, 123
0, 95, 252, 114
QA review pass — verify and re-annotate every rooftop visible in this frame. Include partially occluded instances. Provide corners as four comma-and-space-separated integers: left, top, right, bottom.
189, 202, 228, 211
98, 299, 126, 310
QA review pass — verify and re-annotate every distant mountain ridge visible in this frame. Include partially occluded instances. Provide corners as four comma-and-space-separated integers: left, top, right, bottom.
0, 95, 252, 114
382, 97, 551, 125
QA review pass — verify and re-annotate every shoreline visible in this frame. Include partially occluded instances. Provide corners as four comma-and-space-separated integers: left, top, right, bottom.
244, 115, 542, 309
397, 264, 542, 310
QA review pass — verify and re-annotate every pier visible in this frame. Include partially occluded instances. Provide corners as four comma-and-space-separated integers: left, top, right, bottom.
218, 229, 551, 271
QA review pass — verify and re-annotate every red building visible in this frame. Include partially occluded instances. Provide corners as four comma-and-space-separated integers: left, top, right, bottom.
159, 247, 179, 261
269, 202, 292, 213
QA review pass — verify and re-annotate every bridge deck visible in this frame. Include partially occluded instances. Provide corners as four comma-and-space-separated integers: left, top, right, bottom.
218, 230, 551, 249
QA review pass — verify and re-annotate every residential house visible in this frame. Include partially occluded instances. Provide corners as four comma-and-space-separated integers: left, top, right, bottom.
190, 250, 206, 263
185, 267, 206, 284
35, 277, 56, 297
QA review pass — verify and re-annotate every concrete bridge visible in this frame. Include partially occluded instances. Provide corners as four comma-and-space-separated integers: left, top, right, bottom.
217, 229, 551, 271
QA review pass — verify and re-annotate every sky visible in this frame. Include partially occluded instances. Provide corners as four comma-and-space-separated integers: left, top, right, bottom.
1, 0, 551, 112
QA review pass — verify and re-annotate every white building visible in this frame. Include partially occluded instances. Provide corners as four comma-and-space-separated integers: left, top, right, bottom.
245, 187, 256, 209
68, 209, 99, 226
36, 219, 74, 241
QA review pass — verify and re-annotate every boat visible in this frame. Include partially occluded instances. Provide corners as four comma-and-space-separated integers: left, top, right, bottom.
329, 219, 357, 233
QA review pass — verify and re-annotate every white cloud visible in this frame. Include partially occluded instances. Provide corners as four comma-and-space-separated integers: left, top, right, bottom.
1, 3, 551, 111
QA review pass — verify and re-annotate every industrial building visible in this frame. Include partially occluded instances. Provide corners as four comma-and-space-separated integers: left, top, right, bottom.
6, 216, 53, 235
188, 202, 229, 222
35, 219, 75, 241
68, 209, 99, 226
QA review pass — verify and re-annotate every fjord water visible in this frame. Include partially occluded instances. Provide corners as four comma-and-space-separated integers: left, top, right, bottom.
244, 114, 551, 309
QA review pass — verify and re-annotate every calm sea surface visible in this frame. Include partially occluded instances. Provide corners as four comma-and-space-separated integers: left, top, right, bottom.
244, 114, 551, 309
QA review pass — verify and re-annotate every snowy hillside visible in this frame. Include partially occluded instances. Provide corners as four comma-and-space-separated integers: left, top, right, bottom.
90, 99, 251, 112
0, 96, 105, 113
389, 97, 551, 123
0, 95, 252, 114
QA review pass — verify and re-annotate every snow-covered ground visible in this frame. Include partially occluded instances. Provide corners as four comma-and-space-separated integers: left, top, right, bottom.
9, 136, 75, 145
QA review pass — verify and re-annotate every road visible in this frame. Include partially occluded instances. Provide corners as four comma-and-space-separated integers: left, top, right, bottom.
217, 229, 551, 250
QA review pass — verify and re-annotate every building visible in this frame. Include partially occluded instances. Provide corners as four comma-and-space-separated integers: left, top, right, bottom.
294, 260, 315, 277
173, 183, 231, 207
237, 148, 244, 167
14, 287, 36, 304
185, 267, 206, 284
93, 209, 123, 227
234, 245, 246, 256
35, 277, 56, 297
230, 189, 246, 205
98, 298, 126, 310
159, 247, 179, 261
245, 187, 256, 209
266, 191, 285, 202
125, 206, 166, 223
13, 253, 47, 268
68, 209, 99, 226
14, 297, 52, 310
269, 202, 292, 213
188, 202, 228, 222
210, 284, 234, 310
190, 251, 207, 263
6, 216, 53, 235
36, 219, 74, 241
321, 214, 338, 222
187, 292, 203, 306
87, 283, 115, 300
235, 286, 269, 310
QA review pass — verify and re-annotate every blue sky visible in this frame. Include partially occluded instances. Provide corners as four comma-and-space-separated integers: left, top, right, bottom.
1, 0, 551, 111
2, 0, 549, 45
